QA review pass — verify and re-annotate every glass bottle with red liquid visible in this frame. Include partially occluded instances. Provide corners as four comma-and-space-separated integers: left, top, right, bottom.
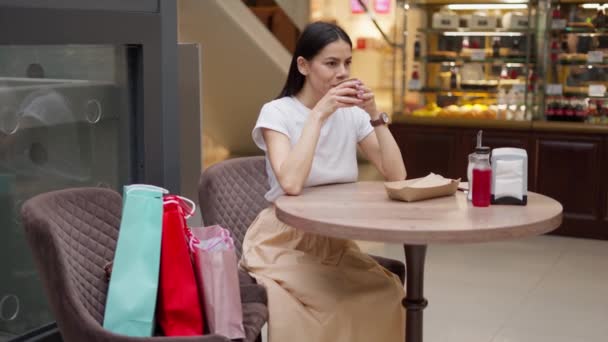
472, 148, 492, 207
470, 130, 492, 207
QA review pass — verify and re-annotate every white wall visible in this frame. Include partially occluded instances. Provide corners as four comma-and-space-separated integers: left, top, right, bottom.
312, 0, 396, 42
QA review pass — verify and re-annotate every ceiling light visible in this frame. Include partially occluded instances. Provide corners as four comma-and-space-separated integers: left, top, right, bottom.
446, 4, 528, 10
581, 3, 605, 9
443, 31, 524, 36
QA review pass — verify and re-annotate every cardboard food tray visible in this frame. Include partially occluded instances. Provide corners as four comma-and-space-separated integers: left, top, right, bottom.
384, 177, 461, 202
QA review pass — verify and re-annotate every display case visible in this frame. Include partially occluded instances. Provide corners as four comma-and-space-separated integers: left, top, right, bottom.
388, 1, 608, 241
542, 0, 608, 124
400, 0, 540, 121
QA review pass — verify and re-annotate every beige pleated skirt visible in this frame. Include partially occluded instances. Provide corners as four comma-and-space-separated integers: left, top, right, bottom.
240, 206, 405, 342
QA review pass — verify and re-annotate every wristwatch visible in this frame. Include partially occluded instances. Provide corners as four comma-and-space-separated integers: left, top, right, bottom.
370, 112, 389, 127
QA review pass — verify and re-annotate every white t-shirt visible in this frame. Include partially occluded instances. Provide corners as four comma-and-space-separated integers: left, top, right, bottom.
252, 96, 374, 202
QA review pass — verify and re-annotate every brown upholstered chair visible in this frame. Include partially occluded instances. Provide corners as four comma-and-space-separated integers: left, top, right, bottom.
20, 187, 268, 342
198, 156, 406, 287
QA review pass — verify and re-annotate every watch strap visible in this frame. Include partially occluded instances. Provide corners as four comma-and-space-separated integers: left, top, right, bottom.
370, 112, 388, 127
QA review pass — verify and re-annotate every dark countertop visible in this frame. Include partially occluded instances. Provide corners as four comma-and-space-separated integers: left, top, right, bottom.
391, 115, 608, 134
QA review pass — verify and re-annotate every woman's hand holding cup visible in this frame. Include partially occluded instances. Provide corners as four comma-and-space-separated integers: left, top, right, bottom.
312, 79, 363, 121
352, 82, 379, 118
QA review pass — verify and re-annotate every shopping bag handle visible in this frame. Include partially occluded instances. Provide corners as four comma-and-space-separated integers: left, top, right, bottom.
163, 196, 196, 219
177, 196, 196, 219
126, 184, 169, 194
198, 228, 234, 251
184, 227, 200, 252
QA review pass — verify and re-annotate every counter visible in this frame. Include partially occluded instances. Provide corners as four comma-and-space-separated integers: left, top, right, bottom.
389, 116, 608, 240
393, 116, 608, 134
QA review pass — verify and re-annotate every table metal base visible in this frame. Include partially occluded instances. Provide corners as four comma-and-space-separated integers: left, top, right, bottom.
402, 245, 428, 342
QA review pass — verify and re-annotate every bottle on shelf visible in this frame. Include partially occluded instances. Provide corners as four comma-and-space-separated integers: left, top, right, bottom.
552, 4, 561, 20
560, 39, 569, 53
414, 34, 421, 58
587, 99, 598, 123
550, 39, 560, 62
598, 100, 608, 123
545, 96, 557, 118
500, 66, 509, 79
528, 70, 537, 92
574, 98, 587, 120
551, 3, 564, 30
409, 66, 422, 90
412, 68, 420, 80
492, 37, 500, 58
564, 97, 574, 117
592, 6, 607, 28
470, 39, 480, 49
497, 87, 507, 119
512, 37, 520, 51
462, 36, 470, 49
450, 66, 459, 89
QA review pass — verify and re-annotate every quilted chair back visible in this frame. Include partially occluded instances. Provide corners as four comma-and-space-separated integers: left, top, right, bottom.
198, 156, 270, 258
21, 188, 122, 341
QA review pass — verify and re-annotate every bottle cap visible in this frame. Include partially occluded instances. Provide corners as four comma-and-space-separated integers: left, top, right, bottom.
475, 146, 491, 154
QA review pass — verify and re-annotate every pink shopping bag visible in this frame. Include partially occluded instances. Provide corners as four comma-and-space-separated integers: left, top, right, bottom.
189, 225, 245, 339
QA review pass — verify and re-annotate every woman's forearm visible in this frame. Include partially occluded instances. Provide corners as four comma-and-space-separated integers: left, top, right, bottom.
275, 112, 324, 195
374, 124, 407, 181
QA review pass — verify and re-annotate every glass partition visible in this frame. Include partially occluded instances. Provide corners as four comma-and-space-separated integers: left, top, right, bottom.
0, 44, 132, 337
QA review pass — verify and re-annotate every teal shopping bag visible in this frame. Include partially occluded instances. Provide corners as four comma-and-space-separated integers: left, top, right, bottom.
103, 184, 166, 337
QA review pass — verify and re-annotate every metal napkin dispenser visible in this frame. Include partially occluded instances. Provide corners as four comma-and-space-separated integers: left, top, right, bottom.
491, 147, 527, 205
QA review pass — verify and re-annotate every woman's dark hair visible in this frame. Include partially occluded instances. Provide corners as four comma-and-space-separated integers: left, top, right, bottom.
277, 21, 352, 99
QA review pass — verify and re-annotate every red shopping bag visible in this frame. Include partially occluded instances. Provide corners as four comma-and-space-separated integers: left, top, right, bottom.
157, 195, 204, 336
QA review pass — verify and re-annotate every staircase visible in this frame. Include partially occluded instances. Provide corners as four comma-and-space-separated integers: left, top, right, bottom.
178, 0, 293, 159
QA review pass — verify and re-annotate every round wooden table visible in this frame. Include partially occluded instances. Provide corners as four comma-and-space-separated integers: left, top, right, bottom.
274, 181, 563, 342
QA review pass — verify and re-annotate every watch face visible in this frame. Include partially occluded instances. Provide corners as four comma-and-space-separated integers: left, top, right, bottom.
381, 112, 389, 123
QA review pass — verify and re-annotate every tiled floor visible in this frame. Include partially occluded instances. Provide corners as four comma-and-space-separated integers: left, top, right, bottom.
259, 235, 608, 342
357, 235, 608, 342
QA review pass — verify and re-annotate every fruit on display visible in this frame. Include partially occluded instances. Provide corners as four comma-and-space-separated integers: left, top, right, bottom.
438, 104, 497, 119
412, 103, 497, 119
411, 102, 441, 117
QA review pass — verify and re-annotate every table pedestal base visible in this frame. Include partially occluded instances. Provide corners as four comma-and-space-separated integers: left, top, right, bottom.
402, 245, 428, 342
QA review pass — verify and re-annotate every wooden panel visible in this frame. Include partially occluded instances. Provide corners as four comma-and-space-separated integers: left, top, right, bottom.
535, 135, 604, 238
390, 124, 460, 179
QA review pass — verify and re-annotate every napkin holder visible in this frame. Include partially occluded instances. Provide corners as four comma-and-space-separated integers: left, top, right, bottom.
491, 147, 528, 205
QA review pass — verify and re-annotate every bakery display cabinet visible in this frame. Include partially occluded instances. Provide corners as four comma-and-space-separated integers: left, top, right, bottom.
389, 1, 608, 241
403, 0, 539, 121
543, 0, 608, 124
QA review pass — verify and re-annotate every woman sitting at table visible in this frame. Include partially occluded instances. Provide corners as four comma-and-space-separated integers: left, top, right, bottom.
240, 21, 407, 342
